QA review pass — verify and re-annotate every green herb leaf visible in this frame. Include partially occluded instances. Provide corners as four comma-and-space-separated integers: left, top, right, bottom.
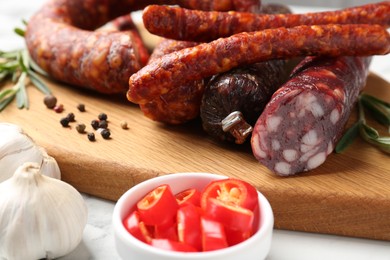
14, 28, 25, 37
360, 93, 390, 126
336, 93, 390, 154
335, 121, 360, 153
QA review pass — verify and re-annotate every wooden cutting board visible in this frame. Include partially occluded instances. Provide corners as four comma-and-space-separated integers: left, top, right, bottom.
0, 72, 389, 241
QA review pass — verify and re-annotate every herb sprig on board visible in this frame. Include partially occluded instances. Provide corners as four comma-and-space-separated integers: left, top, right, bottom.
336, 93, 390, 154
0, 25, 51, 112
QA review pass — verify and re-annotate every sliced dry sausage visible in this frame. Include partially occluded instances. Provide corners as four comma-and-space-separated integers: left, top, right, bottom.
142, 2, 390, 42
127, 24, 390, 104
251, 56, 372, 176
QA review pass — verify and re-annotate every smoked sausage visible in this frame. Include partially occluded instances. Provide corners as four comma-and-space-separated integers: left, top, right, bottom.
25, 0, 253, 94
139, 39, 205, 124
142, 2, 390, 42
251, 56, 372, 176
200, 4, 291, 144
127, 24, 390, 104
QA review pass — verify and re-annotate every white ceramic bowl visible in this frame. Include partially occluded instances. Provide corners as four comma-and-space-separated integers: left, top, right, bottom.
113, 172, 274, 260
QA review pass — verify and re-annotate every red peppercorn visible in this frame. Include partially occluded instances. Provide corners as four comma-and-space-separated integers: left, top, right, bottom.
54, 104, 64, 113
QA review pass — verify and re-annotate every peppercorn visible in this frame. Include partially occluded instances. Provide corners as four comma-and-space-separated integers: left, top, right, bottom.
101, 129, 111, 139
76, 123, 86, 133
77, 104, 86, 112
87, 132, 95, 142
98, 113, 108, 121
120, 121, 128, 130
43, 95, 57, 109
53, 104, 64, 113
66, 112, 75, 122
98, 120, 108, 129
91, 119, 99, 130
60, 117, 70, 127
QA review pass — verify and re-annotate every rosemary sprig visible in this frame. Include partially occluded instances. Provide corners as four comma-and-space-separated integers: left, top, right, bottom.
0, 27, 51, 112
336, 93, 390, 154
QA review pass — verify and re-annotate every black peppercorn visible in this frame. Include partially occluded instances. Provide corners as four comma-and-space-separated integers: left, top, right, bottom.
98, 113, 108, 121
43, 95, 57, 109
66, 112, 75, 122
101, 129, 111, 139
98, 120, 108, 129
60, 117, 70, 127
77, 104, 86, 112
91, 119, 99, 130
87, 132, 95, 141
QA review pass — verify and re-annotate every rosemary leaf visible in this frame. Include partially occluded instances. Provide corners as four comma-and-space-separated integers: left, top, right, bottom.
0, 95, 15, 111
335, 121, 360, 153
0, 88, 17, 100
15, 72, 28, 109
28, 70, 51, 95
14, 28, 25, 37
360, 93, 390, 126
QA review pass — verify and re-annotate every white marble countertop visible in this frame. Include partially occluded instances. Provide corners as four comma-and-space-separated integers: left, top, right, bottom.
1, 1, 389, 259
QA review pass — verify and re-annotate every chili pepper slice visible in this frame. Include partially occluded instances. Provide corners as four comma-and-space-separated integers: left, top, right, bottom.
205, 198, 254, 232
175, 188, 201, 207
137, 184, 179, 226
200, 178, 258, 211
122, 211, 153, 243
201, 216, 228, 251
154, 216, 178, 241
151, 239, 198, 252
177, 204, 202, 251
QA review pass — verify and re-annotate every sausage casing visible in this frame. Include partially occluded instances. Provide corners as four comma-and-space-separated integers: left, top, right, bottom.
127, 24, 390, 104
251, 56, 372, 176
142, 2, 390, 42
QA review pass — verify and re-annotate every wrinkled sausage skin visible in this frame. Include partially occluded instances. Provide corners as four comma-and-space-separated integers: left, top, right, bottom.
139, 39, 205, 124
251, 56, 372, 176
142, 2, 390, 42
200, 3, 291, 144
25, 0, 252, 94
200, 61, 287, 143
127, 24, 390, 104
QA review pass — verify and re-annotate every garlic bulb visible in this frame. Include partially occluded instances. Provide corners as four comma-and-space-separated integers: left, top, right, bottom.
0, 122, 61, 182
0, 162, 88, 260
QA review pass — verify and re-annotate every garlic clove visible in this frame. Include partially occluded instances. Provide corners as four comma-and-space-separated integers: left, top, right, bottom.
40, 148, 61, 180
0, 123, 61, 182
0, 162, 88, 259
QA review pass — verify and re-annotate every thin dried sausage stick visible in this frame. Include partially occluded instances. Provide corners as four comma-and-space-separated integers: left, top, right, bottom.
142, 2, 390, 42
251, 56, 371, 176
25, 0, 254, 94
127, 24, 390, 104
139, 39, 205, 124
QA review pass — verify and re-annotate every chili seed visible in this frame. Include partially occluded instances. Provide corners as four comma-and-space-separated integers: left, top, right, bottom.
66, 112, 75, 122
98, 120, 108, 129
76, 123, 86, 133
98, 113, 108, 121
91, 119, 99, 130
101, 129, 111, 139
43, 95, 57, 109
77, 103, 86, 112
120, 121, 128, 129
87, 132, 95, 142
53, 104, 64, 113
60, 117, 70, 127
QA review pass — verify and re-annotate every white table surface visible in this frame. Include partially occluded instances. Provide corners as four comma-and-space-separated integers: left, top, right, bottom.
1, 1, 389, 259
